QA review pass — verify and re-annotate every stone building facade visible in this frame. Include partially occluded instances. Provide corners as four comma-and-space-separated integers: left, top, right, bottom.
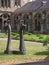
13, 0, 49, 34
1, 0, 48, 34
0, 0, 32, 32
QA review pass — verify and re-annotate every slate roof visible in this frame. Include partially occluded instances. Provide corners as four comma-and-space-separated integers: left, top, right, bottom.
14, 0, 49, 13
39, 1, 49, 10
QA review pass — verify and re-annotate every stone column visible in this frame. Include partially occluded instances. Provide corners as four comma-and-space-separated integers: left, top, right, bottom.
28, 24, 30, 32
29, 13, 33, 32
10, 0, 14, 8
41, 22, 43, 33
17, 24, 20, 32
42, 11, 47, 33
7, 0, 8, 7
4, 0, 5, 7
32, 12, 36, 33
2, 19, 4, 32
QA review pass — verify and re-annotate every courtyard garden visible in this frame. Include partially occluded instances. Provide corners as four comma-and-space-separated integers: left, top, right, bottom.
0, 32, 49, 43
0, 32, 49, 65
0, 40, 49, 65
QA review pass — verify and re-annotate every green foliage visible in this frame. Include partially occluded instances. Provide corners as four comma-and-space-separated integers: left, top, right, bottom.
0, 32, 49, 44
11, 32, 20, 40
0, 33, 7, 38
43, 35, 49, 46
24, 32, 33, 35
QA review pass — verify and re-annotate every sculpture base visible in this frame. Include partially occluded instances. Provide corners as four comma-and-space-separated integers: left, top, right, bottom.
4, 50, 26, 55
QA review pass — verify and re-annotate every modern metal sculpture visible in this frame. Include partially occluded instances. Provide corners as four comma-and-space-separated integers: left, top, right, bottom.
4, 20, 12, 54
4, 19, 26, 55
19, 19, 26, 54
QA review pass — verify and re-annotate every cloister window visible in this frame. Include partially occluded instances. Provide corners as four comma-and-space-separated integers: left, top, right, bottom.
15, 0, 20, 6
7, 0, 10, 7
5, 0, 7, 7
1, 0, 10, 7
34, 13, 41, 31
26, 15, 29, 19
17, 16, 18, 20
1, 0, 4, 7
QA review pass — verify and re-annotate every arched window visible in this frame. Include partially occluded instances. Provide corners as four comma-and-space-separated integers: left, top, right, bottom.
26, 15, 29, 19
5, 0, 7, 7
7, 0, 10, 7
1, 0, 4, 7
17, 16, 18, 20
1, 0, 10, 7
34, 13, 41, 31
15, 0, 20, 6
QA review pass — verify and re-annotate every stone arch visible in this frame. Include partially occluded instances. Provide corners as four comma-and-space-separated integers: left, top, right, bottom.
0, 18, 2, 32
23, 13, 32, 32
46, 14, 49, 32
34, 12, 42, 32
14, 14, 21, 32
2, 13, 10, 20
0, 13, 11, 32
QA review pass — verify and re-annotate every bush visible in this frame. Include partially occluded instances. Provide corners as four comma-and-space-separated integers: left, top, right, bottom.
0, 32, 49, 43
43, 35, 49, 46
11, 32, 17, 36
24, 32, 32, 35
11, 32, 20, 40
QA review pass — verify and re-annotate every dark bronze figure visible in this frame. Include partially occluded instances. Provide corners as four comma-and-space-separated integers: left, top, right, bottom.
4, 20, 12, 54
19, 20, 26, 54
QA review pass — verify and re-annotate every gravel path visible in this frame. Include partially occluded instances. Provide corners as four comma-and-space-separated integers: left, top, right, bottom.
0, 38, 43, 46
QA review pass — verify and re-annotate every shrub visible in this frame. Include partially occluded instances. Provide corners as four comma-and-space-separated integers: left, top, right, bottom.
43, 35, 49, 46
11, 32, 20, 40
24, 32, 32, 35
39, 36, 43, 39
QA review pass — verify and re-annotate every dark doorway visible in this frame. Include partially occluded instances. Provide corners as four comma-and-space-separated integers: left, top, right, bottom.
0, 19, 2, 31
34, 13, 41, 31
35, 20, 41, 31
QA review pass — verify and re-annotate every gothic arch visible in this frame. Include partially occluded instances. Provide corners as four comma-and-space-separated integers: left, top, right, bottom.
34, 12, 42, 31
46, 14, 49, 31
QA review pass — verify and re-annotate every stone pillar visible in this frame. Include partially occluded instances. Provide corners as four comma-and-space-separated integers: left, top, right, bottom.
28, 22, 30, 32
4, 0, 5, 7
17, 24, 20, 32
7, 0, 8, 7
42, 11, 47, 33
2, 19, 4, 32
11, 16, 14, 31
32, 12, 36, 32
29, 13, 33, 32
41, 23, 43, 33
10, 0, 14, 8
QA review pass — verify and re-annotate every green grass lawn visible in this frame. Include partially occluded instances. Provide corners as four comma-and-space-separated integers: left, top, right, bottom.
0, 32, 49, 43
0, 40, 49, 63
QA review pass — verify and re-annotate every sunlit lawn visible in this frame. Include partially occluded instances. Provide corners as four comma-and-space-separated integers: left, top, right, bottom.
0, 40, 49, 63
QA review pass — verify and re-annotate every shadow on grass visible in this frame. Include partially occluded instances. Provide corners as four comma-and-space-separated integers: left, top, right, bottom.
11, 55, 49, 65
11, 50, 49, 65
35, 50, 49, 55
11, 61, 49, 65
0, 52, 6, 55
